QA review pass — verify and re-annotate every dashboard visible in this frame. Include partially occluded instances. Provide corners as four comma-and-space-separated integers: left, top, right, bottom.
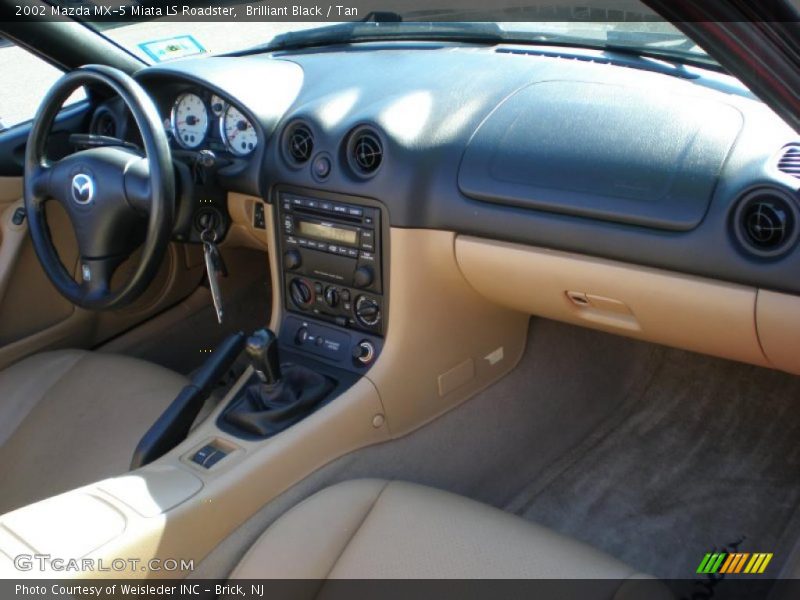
91, 43, 800, 297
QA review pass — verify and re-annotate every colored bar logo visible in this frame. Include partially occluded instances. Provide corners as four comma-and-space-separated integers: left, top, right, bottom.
697, 552, 773, 575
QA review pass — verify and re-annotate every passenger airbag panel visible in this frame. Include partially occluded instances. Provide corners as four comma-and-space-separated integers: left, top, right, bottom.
458, 81, 743, 230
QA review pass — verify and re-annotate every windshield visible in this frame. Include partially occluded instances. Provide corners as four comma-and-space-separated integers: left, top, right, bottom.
88, 6, 712, 67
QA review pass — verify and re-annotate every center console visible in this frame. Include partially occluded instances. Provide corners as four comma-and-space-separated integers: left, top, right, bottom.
276, 189, 386, 371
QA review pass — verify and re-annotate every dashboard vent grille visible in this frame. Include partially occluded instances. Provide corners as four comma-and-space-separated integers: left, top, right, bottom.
95, 114, 116, 137
777, 145, 800, 178
496, 47, 698, 80
90, 107, 118, 138
349, 129, 383, 176
733, 190, 798, 258
287, 124, 314, 164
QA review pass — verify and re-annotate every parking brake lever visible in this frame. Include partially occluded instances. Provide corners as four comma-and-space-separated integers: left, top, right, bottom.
130, 331, 246, 469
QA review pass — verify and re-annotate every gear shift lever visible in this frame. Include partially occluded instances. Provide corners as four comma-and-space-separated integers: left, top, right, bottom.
223, 328, 335, 438
246, 329, 282, 385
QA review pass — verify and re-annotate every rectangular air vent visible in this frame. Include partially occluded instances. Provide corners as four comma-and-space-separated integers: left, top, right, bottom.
777, 145, 800, 178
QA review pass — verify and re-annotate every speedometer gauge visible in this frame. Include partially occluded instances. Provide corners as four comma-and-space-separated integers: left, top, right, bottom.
171, 93, 208, 149
221, 105, 257, 156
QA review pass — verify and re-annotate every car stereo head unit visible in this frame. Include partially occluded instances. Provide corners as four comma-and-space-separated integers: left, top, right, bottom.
278, 192, 385, 336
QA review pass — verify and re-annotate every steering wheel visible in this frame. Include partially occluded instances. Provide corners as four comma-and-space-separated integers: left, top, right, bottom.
24, 65, 174, 310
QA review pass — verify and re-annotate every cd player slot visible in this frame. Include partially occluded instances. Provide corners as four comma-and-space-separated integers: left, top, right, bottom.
292, 205, 363, 224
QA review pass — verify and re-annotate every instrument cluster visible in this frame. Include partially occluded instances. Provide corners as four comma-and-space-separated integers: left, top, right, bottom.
168, 90, 258, 157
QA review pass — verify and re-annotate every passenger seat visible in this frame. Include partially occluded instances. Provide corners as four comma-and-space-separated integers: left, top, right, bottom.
230, 479, 673, 598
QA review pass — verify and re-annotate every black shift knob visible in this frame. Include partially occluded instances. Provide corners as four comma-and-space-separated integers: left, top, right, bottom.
246, 329, 281, 385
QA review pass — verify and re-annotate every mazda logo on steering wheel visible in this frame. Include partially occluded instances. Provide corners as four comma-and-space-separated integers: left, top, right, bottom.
71, 173, 94, 205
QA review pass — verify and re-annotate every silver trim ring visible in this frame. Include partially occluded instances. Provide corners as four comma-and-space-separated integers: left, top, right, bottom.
220, 104, 257, 157
170, 92, 209, 150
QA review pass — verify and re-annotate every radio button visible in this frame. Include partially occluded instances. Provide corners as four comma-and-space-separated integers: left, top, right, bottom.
354, 266, 374, 288
346, 248, 358, 258
320, 201, 333, 212
347, 207, 363, 217
333, 205, 348, 215
359, 251, 375, 261
337, 246, 349, 256
360, 241, 374, 251
283, 249, 302, 271
298, 238, 309, 247
286, 236, 298, 245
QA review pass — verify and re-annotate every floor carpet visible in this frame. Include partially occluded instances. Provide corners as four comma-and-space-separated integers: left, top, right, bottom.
508, 343, 800, 594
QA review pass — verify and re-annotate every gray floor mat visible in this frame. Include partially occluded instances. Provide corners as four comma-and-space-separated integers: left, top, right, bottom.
511, 347, 800, 583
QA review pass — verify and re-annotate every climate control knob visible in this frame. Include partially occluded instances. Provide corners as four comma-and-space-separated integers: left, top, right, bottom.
354, 295, 381, 327
283, 249, 301, 270
324, 287, 340, 308
289, 278, 313, 308
353, 266, 374, 289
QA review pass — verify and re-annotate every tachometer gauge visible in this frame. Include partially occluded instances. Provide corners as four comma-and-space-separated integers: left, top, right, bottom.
170, 93, 208, 149
221, 105, 257, 156
210, 94, 226, 117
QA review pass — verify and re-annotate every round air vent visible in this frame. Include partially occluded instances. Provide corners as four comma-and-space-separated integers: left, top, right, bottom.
285, 123, 314, 165
347, 127, 383, 177
90, 107, 118, 138
733, 189, 799, 258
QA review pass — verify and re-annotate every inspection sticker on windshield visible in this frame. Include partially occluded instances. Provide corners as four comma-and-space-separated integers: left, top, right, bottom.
138, 35, 206, 63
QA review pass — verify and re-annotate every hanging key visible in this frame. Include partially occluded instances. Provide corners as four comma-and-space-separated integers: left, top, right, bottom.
201, 226, 225, 324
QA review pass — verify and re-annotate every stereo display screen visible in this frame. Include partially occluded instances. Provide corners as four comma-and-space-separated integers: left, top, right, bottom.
298, 221, 358, 245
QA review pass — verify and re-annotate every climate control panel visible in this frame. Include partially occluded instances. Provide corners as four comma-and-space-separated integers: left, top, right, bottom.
284, 276, 383, 334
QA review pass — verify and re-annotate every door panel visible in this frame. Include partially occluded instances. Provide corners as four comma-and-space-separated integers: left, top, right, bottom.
0, 176, 206, 370
0, 192, 78, 346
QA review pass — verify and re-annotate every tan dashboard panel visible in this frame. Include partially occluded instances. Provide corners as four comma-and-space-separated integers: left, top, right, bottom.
756, 290, 800, 375
367, 229, 529, 436
456, 236, 769, 368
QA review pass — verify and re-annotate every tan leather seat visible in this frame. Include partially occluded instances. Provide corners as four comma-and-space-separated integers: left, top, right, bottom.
231, 479, 672, 597
0, 349, 187, 515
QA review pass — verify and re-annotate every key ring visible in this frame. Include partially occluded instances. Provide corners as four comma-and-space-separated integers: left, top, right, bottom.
201, 227, 218, 244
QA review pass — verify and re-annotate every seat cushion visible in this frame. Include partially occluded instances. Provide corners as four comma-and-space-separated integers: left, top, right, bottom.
231, 480, 672, 597
0, 350, 188, 514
